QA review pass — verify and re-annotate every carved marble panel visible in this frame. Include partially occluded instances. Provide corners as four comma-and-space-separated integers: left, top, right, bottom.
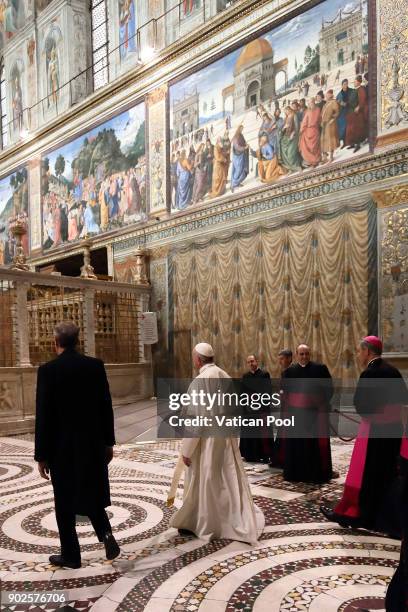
378, 0, 408, 135
379, 202, 408, 354
147, 85, 167, 215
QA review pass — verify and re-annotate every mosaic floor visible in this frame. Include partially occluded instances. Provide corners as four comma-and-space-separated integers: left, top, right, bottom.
0, 435, 398, 611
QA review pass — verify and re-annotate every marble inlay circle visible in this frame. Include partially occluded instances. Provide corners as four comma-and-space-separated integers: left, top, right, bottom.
339, 596, 386, 611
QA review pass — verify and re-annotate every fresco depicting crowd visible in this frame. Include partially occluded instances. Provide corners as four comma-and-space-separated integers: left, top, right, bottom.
42, 104, 146, 250
170, 0, 369, 211
43, 167, 145, 249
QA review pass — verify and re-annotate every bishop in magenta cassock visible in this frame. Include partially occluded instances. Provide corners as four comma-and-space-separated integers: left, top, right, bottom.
321, 336, 408, 537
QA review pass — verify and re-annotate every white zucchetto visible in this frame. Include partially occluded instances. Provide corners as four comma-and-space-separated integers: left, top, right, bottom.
194, 342, 214, 357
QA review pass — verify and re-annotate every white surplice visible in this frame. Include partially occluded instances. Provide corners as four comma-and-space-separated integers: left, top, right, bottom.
170, 363, 264, 545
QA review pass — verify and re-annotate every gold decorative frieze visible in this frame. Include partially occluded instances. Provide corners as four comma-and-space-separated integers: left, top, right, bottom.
146, 84, 168, 106
372, 183, 408, 208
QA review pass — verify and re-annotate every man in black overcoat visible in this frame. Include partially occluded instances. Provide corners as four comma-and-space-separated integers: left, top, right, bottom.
35, 321, 120, 569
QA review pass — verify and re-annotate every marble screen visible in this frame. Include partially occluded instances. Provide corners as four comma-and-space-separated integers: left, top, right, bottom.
169, 0, 369, 211
41, 102, 146, 250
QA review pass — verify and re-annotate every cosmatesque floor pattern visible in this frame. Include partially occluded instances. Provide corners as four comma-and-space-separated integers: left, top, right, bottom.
0, 436, 397, 611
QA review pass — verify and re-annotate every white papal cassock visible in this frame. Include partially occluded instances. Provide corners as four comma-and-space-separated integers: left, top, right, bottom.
170, 362, 265, 545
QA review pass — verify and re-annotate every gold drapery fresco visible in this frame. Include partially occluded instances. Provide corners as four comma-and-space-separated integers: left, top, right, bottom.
171, 206, 374, 380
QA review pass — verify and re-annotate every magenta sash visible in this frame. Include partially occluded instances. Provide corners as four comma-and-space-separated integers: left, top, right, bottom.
287, 392, 319, 409
401, 435, 408, 460
335, 405, 403, 518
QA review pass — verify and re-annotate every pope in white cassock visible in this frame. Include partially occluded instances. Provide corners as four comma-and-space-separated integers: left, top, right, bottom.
169, 342, 264, 545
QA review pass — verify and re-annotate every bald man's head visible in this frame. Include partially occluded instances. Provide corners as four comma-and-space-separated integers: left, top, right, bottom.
296, 344, 311, 367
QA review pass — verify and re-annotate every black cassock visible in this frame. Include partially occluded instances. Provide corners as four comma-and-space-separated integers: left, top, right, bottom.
386, 450, 408, 611
335, 357, 407, 536
35, 349, 115, 531
239, 368, 275, 462
282, 361, 333, 484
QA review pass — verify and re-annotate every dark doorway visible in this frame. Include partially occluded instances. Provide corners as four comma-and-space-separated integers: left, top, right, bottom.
37, 247, 109, 278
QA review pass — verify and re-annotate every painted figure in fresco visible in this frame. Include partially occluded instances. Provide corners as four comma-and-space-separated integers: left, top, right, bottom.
336, 79, 353, 148
128, 170, 141, 215
108, 177, 120, 218
253, 135, 286, 184
192, 143, 208, 204
231, 125, 249, 192
11, 73, 23, 133
175, 150, 193, 209
27, 37, 36, 67
68, 206, 79, 241
299, 97, 322, 168
272, 108, 284, 157
170, 152, 179, 208
119, 0, 136, 60
210, 136, 228, 198
4, 0, 16, 38
52, 203, 62, 246
99, 179, 109, 229
321, 90, 340, 163
279, 106, 302, 173
204, 139, 214, 191
183, 0, 199, 16
258, 112, 276, 147
345, 75, 369, 153
47, 46, 60, 107
81, 202, 100, 236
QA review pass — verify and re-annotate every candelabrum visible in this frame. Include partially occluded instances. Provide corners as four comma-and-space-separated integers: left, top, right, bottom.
133, 248, 149, 285
80, 241, 97, 279
9, 216, 30, 271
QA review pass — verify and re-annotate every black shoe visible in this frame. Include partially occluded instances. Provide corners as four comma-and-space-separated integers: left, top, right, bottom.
178, 528, 196, 537
49, 555, 81, 569
103, 533, 120, 560
353, 144, 361, 153
320, 505, 360, 528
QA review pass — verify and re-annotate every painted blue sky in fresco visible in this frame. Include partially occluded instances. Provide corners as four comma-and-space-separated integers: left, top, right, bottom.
46, 103, 145, 182
170, 0, 367, 123
0, 175, 15, 216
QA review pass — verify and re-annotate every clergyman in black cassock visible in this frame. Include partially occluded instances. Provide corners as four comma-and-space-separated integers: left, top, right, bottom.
34, 322, 120, 568
386, 435, 408, 611
321, 335, 408, 537
282, 344, 334, 484
239, 355, 275, 463
269, 349, 293, 468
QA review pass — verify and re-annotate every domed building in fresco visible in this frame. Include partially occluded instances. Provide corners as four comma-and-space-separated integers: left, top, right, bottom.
233, 37, 288, 113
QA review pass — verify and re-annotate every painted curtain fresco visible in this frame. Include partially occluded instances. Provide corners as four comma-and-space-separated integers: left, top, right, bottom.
0, 166, 28, 265
42, 102, 146, 250
169, 0, 369, 211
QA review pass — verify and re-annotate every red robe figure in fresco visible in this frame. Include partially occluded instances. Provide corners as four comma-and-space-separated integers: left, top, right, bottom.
298, 99, 321, 167
345, 76, 368, 152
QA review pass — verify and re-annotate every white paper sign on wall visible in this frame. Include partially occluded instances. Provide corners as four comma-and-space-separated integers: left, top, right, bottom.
139, 312, 158, 345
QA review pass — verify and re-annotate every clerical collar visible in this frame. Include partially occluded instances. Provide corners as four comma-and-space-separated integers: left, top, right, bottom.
368, 357, 381, 367
249, 368, 260, 374
299, 362, 309, 367
199, 363, 215, 374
